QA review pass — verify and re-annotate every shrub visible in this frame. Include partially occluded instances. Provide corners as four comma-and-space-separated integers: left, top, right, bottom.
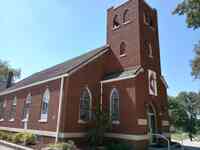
105, 143, 133, 150
12, 133, 24, 144
0, 131, 11, 141
23, 132, 36, 145
48, 140, 78, 150
87, 101, 111, 147
12, 132, 36, 145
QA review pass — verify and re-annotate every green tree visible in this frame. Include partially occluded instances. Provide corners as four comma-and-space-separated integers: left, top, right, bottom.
191, 41, 200, 79
168, 92, 200, 141
168, 96, 189, 130
173, 0, 200, 30
87, 101, 111, 148
0, 59, 20, 82
173, 0, 200, 79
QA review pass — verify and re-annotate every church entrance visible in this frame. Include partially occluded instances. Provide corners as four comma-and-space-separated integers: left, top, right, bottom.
147, 104, 157, 144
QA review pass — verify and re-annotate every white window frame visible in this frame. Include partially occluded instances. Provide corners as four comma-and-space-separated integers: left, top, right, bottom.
78, 87, 92, 124
149, 43, 153, 58
0, 99, 6, 121
22, 93, 32, 122
110, 88, 120, 125
9, 96, 17, 122
39, 88, 50, 122
123, 9, 130, 24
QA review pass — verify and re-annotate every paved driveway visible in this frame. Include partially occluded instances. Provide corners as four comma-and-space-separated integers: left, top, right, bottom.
0, 145, 14, 150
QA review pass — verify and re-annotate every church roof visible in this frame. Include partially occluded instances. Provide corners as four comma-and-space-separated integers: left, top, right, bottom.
0, 45, 109, 95
103, 66, 142, 81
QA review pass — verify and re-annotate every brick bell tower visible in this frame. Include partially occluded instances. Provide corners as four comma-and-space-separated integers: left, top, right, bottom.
107, 0, 162, 76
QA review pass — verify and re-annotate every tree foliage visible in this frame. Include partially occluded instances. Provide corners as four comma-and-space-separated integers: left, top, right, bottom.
173, 0, 200, 80
0, 59, 20, 82
173, 0, 200, 30
168, 91, 200, 140
191, 41, 200, 79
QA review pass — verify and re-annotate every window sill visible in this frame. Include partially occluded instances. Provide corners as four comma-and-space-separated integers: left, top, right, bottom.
21, 118, 28, 122
78, 119, 88, 124
120, 54, 126, 58
123, 20, 132, 26
38, 119, 47, 123
9, 118, 15, 122
0, 118, 4, 122
112, 120, 120, 125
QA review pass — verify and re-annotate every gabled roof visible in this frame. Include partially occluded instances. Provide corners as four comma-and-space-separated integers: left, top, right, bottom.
0, 45, 109, 95
103, 66, 141, 81
102, 66, 143, 83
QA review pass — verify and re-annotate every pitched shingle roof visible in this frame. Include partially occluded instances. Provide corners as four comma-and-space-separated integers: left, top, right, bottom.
0, 45, 109, 95
103, 66, 141, 81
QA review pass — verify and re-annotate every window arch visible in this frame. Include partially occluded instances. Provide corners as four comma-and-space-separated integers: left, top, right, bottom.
113, 15, 120, 29
22, 93, 32, 121
120, 42, 126, 56
144, 12, 153, 27
79, 87, 92, 122
123, 9, 130, 23
110, 88, 120, 122
40, 88, 50, 121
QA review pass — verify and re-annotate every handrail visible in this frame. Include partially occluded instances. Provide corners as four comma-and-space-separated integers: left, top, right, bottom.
151, 133, 170, 150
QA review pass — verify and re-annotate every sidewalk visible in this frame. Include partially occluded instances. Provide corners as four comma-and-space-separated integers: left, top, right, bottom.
181, 139, 200, 148
0, 145, 14, 150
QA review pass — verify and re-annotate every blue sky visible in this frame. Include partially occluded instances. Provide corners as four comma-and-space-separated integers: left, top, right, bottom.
0, 0, 199, 96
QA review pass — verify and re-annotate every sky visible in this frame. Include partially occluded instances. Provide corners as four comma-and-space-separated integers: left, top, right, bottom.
0, 0, 199, 96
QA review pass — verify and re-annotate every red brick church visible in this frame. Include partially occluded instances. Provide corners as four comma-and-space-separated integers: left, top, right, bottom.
0, 0, 169, 149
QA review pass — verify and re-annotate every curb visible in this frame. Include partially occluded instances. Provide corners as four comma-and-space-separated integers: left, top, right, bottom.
0, 140, 34, 150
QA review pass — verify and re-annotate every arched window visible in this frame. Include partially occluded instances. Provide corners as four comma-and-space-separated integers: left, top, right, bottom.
9, 96, 17, 121
0, 99, 6, 121
120, 42, 126, 56
123, 9, 130, 23
22, 93, 32, 121
113, 15, 120, 29
79, 87, 92, 122
144, 40, 153, 57
40, 89, 50, 121
144, 12, 153, 27
110, 88, 120, 122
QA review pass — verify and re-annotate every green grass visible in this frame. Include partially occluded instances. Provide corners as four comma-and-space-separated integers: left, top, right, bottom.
171, 132, 200, 142
171, 132, 188, 141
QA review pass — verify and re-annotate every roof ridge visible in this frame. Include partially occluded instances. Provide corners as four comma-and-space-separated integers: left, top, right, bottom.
0, 45, 109, 95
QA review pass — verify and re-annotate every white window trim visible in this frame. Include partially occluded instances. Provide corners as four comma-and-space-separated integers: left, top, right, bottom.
119, 53, 127, 58
21, 118, 28, 122
110, 88, 120, 124
9, 118, 15, 122
40, 88, 50, 121
112, 120, 120, 125
22, 93, 32, 121
78, 86, 92, 123
38, 118, 48, 123
0, 118, 4, 122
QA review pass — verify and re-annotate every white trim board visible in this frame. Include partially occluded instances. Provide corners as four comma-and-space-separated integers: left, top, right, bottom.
0, 126, 171, 141
0, 126, 57, 137
68, 46, 109, 76
0, 74, 69, 96
105, 133, 149, 141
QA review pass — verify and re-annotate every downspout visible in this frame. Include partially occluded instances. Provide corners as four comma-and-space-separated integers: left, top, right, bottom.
55, 77, 65, 143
